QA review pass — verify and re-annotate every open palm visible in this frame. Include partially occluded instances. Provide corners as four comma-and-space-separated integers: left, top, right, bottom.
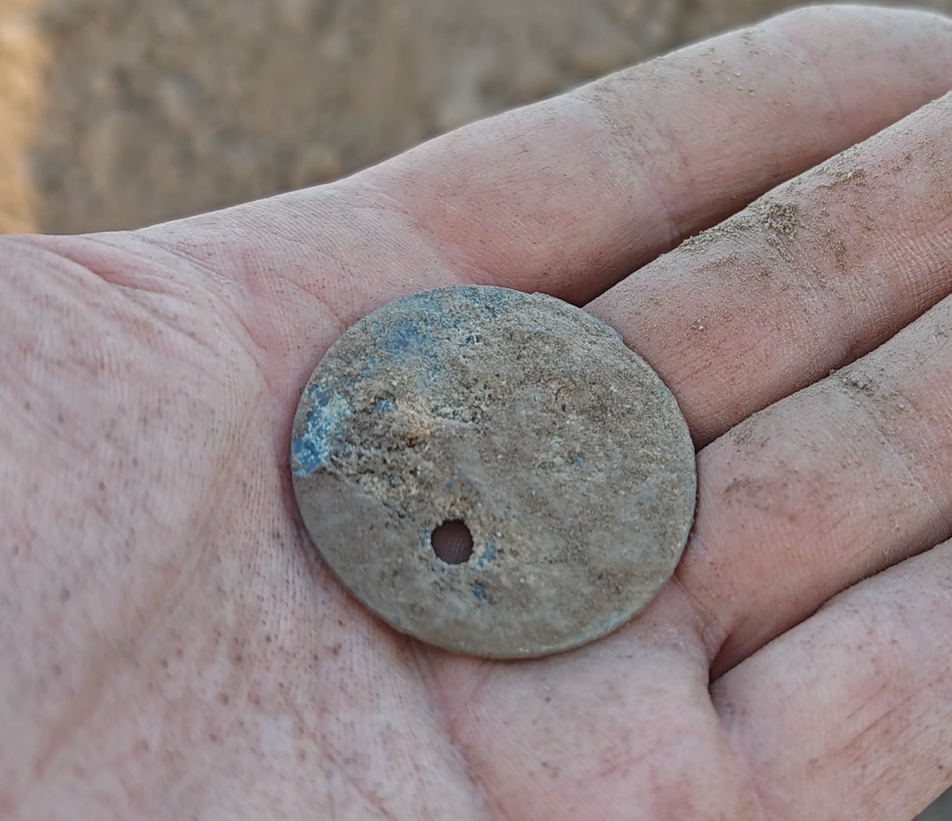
4, 7, 952, 820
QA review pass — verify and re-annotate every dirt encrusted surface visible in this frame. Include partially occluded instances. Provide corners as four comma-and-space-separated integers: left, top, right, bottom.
291, 286, 696, 658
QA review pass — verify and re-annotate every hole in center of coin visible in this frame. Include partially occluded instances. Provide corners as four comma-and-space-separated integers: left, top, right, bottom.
431, 520, 474, 564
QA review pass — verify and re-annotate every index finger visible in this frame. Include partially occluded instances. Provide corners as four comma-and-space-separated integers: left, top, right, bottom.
367, 5, 952, 303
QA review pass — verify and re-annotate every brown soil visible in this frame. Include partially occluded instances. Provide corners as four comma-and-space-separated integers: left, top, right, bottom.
1, 0, 946, 235
0, 0, 46, 231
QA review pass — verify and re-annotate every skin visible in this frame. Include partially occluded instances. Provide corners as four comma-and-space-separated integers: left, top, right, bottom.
3, 5, 952, 819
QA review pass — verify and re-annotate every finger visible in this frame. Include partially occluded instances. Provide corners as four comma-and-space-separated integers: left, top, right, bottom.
368, 5, 952, 303
589, 91, 952, 445
677, 281, 952, 677
714, 539, 952, 821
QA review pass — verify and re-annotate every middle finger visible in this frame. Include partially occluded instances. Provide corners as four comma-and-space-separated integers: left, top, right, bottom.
686, 286, 952, 675
589, 93, 952, 446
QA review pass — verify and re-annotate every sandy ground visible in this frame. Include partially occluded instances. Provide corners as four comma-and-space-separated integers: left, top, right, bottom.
2, 0, 947, 234
1, 0, 952, 817
0, 0, 46, 231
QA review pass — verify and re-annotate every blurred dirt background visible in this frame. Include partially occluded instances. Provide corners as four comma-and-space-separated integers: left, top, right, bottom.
0, 0, 946, 236
1, 0, 951, 816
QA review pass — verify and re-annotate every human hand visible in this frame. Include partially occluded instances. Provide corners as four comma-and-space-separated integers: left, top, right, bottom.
3, 6, 952, 819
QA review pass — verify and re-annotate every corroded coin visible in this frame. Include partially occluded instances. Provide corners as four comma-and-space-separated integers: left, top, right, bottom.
291, 285, 696, 658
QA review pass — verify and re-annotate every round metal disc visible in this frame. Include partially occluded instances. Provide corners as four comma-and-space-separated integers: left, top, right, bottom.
290, 285, 696, 658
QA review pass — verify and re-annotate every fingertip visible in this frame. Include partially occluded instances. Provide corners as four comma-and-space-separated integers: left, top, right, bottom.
766, 4, 952, 128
